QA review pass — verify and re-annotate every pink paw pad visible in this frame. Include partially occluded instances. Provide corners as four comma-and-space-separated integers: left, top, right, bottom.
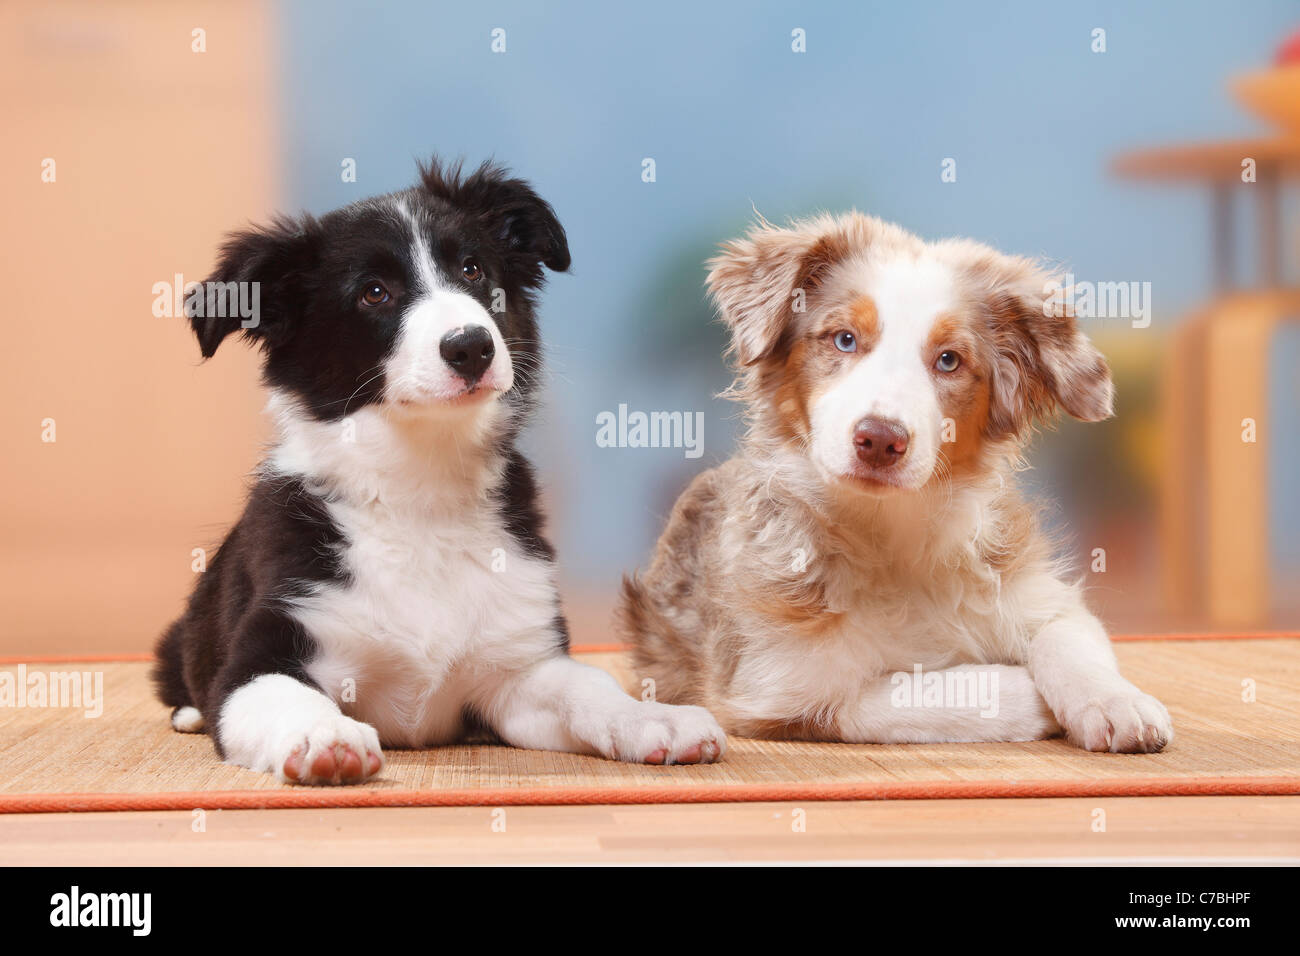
283, 742, 379, 785
674, 740, 722, 765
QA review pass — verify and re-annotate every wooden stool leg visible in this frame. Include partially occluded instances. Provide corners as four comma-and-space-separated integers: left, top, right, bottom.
1160, 315, 1206, 618
1203, 298, 1277, 627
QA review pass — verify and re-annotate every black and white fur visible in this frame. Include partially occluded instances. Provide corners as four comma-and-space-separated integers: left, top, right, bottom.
154, 158, 725, 785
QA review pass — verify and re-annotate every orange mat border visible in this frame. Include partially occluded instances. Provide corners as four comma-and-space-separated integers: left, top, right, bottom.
1109, 631, 1300, 643
2, 775, 1298, 814
2, 632, 1298, 665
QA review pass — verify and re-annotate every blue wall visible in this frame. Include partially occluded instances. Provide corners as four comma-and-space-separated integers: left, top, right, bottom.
279, 0, 1298, 584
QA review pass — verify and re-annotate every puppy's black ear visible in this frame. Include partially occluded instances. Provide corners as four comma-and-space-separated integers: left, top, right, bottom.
421, 157, 570, 282
190, 214, 318, 359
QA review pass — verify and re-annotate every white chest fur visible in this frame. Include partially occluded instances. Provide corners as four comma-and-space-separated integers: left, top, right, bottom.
293, 495, 560, 747
264, 392, 561, 748
720, 467, 1071, 726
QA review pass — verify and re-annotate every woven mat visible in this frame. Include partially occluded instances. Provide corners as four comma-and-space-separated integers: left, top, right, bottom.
1, 640, 1297, 812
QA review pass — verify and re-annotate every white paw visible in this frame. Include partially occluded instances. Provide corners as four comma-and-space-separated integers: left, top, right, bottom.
274, 713, 385, 786
602, 702, 727, 765
1060, 684, 1173, 754
170, 705, 205, 733
220, 674, 385, 786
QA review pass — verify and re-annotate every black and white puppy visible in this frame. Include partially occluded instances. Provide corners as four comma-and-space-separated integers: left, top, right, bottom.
154, 158, 726, 785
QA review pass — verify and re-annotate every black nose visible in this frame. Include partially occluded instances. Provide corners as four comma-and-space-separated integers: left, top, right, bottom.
853, 417, 910, 468
439, 325, 495, 386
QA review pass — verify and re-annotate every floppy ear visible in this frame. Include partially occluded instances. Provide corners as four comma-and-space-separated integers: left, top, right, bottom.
976, 255, 1115, 437
190, 214, 318, 359
420, 158, 570, 283
706, 216, 851, 367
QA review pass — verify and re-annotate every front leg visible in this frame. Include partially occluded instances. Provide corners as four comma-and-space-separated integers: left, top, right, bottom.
835, 664, 1060, 743
1027, 608, 1173, 753
213, 610, 384, 785
476, 655, 726, 765
218, 673, 385, 784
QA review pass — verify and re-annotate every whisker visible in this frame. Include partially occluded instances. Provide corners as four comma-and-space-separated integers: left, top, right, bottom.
309, 363, 388, 412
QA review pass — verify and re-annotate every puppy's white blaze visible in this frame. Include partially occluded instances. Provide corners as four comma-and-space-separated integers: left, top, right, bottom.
396, 198, 443, 298
384, 287, 514, 403
810, 256, 959, 488
386, 198, 513, 404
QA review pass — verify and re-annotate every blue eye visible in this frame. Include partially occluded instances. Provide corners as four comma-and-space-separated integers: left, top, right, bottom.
833, 330, 857, 353
936, 350, 961, 372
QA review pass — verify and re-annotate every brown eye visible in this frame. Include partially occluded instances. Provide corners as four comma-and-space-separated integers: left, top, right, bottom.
360, 282, 390, 306
461, 259, 482, 282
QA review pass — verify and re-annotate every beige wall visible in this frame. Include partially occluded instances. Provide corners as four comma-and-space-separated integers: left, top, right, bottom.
0, 2, 276, 654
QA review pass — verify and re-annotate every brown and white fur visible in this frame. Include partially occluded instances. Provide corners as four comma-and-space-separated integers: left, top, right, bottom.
619, 212, 1172, 753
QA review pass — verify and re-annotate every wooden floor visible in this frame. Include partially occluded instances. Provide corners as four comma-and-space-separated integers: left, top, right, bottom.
2, 796, 1296, 865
